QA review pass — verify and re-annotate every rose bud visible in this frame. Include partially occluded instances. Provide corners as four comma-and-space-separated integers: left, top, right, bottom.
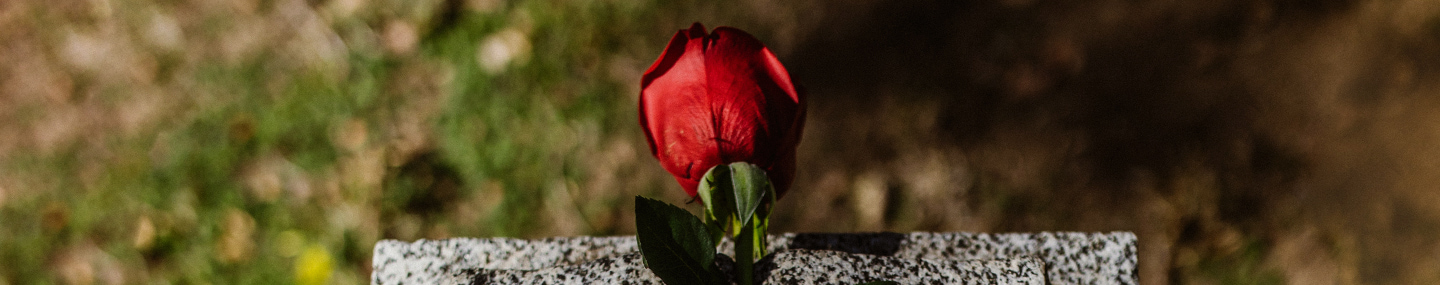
639, 23, 806, 198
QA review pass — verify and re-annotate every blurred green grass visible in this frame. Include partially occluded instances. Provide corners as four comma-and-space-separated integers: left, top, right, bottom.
0, 0, 691, 283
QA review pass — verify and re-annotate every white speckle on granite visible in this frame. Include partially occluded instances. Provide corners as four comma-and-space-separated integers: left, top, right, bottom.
372, 232, 1137, 285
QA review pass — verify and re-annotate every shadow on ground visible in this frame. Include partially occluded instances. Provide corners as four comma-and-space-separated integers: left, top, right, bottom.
756, 0, 1440, 283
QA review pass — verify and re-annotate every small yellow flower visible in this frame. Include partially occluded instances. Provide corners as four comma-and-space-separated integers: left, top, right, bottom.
294, 245, 333, 285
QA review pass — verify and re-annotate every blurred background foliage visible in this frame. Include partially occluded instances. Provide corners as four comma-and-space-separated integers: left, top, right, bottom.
2, 0, 1439, 284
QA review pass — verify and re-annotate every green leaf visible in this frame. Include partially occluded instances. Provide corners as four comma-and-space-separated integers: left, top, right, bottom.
727, 162, 771, 228
697, 165, 735, 242
633, 196, 723, 285
747, 202, 770, 261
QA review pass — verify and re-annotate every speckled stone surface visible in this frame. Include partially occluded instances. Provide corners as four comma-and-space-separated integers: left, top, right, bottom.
756, 249, 1045, 285
372, 232, 1136, 285
465, 253, 663, 285
370, 236, 641, 284
748, 232, 1137, 285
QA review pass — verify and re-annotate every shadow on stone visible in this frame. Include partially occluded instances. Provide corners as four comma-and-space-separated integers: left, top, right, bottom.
787, 232, 906, 256
751, 253, 781, 285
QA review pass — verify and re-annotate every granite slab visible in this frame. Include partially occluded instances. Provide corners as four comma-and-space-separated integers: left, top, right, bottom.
372, 232, 1136, 285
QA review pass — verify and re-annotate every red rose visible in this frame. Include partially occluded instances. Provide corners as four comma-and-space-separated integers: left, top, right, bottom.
639, 23, 806, 198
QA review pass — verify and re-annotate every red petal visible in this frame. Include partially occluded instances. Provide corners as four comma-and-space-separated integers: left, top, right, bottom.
640, 29, 691, 157
704, 27, 803, 184
686, 22, 707, 41
640, 24, 721, 196
757, 46, 805, 198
